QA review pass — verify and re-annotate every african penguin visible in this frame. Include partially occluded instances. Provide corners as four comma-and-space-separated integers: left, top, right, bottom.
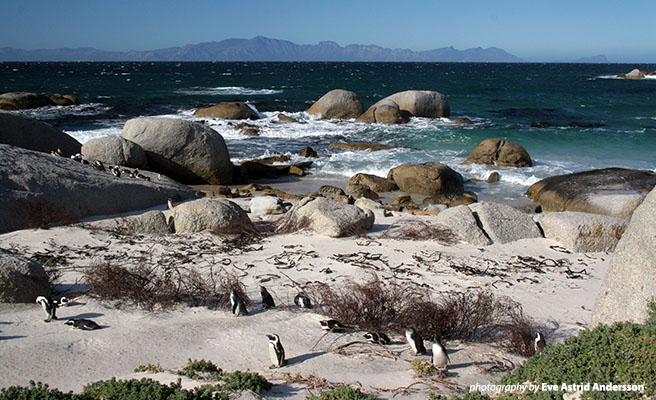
293, 293, 313, 309
319, 319, 351, 332
431, 336, 450, 371
405, 328, 427, 355
534, 332, 546, 355
260, 286, 276, 309
230, 289, 248, 316
167, 216, 175, 233
70, 153, 83, 162
266, 334, 286, 368
65, 318, 101, 330
167, 198, 176, 213
110, 166, 121, 177
92, 160, 105, 171
35, 296, 57, 322
364, 332, 391, 345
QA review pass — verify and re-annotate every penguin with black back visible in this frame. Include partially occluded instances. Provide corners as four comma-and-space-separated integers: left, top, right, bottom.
260, 286, 275, 309
266, 334, 286, 368
230, 289, 248, 316
431, 335, 450, 372
66, 318, 101, 331
405, 328, 427, 355
294, 293, 313, 309
534, 332, 546, 355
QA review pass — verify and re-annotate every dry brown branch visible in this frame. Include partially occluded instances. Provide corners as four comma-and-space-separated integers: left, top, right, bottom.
15, 199, 79, 229
83, 260, 249, 311
378, 219, 456, 244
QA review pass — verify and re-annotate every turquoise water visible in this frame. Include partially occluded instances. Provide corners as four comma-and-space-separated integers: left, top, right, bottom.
1, 62, 655, 202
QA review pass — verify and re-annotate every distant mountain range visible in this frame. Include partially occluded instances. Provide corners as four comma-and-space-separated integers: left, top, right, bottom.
0, 36, 525, 62
575, 54, 608, 63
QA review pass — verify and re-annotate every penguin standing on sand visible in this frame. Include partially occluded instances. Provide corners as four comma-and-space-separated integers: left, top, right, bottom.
230, 289, 248, 316
266, 334, 286, 368
431, 336, 450, 372
534, 332, 546, 355
260, 286, 276, 309
364, 332, 391, 345
35, 296, 57, 322
405, 328, 427, 355
65, 318, 101, 330
294, 293, 313, 309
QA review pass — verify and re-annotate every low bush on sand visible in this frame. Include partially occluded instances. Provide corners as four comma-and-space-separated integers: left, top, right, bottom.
307, 384, 376, 400
309, 275, 538, 355
83, 261, 249, 311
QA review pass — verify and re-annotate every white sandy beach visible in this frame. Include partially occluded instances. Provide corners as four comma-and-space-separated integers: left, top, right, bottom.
0, 200, 610, 398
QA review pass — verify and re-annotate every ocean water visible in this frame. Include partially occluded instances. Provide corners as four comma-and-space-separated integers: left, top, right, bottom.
1, 62, 655, 203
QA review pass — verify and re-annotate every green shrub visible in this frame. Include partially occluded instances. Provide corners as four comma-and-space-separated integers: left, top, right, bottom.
410, 359, 437, 377
81, 378, 223, 400
307, 385, 376, 400
646, 300, 656, 326
178, 359, 222, 381
499, 322, 655, 399
429, 393, 492, 400
133, 363, 163, 373
0, 381, 77, 400
221, 371, 272, 393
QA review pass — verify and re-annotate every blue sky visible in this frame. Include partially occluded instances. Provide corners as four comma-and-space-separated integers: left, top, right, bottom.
1, 0, 654, 62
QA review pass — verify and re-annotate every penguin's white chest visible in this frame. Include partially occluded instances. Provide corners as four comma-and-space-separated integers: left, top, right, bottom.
269, 343, 279, 365
432, 343, 449, 369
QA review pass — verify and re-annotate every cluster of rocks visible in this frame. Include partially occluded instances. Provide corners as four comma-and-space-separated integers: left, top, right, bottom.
306, 89, 450, 124
0, 91, 79, 110
616, 68, 656, 80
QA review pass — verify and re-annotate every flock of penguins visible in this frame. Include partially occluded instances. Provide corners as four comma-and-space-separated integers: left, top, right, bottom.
36, 276, 547, 376
241, 287, 453, 372
51, 149, 152, 180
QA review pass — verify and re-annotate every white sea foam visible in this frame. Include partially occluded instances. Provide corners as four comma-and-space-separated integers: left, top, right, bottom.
64, 126, 123, 144
176, 86, 283, 96
13, 103, 112, 121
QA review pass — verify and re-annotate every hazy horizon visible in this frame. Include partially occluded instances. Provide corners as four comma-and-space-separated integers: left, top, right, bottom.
1, 0, 654, 63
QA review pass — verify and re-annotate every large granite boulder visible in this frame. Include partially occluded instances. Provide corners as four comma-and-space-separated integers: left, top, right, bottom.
81, 136, 149, 169
434, 205, 492, 246
0, 92, 79, 110
0, 144, 194, 234
306, 89, 364, 119
250, 196, 285, 216
173, 198, 252, 233
463, 138, 532, 167
378, 90, 450, 118
469, 202, 543, 244
346, 183, 379, 200
277, 197, 373, 237
123, 117, 233, 185
194, 102, 260, 120
423, 192, 478, 207
126, 210, 169, 235
355, 99, 410, 124
0, 250, 50, 302
348, 173, 398, 192
0, 112, 81, 156
387, 162, 464, 196
46, 93, 78, 106
526, 168, 656, 220
539, 212, 627, 253
592, 187, 656, 327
